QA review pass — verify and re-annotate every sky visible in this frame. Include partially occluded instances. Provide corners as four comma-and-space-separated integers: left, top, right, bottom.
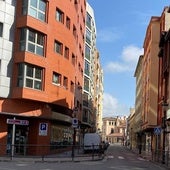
87, 0, 170, 118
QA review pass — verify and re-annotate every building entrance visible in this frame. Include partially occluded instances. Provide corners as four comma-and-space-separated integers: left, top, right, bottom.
7, 125, 29, 155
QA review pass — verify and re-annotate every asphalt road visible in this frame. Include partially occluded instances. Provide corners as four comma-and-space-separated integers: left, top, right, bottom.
0, 144, 167, 170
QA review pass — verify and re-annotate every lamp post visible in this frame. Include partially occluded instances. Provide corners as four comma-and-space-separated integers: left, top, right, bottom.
71, 107, 78, 160
162, 102, 169, 164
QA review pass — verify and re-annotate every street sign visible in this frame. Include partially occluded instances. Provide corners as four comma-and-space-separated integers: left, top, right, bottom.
72, 118, 78, 128
7, 118, 29, 125
154, 127, 161, 135
39, 123, 48, 136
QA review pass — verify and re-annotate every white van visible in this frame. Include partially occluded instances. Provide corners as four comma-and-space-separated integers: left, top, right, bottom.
83, 133, 101, 153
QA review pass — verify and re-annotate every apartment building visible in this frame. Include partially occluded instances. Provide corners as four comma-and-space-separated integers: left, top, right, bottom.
82, 3, 97, 132
133, 55, 144, 150
94, 50, 103, 134
0, 0, 86, 156
132, 7, 170, 161
157, 7, 170, 163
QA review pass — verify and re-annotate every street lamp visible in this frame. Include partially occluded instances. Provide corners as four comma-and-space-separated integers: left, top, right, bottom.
162, 102, 169, 164
71, 107, 78, 160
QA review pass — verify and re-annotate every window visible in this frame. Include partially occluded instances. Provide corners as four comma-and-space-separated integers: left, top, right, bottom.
66, 16, 70, 29
73, 25, 77, 38
84, 60, 90, 76
70, 81, 74, 93
52, 72, 61, 85
86, 28, 91, 45
23, 0, 46, 22
85, 44, 91, 60
64, 46, 69, 59
71, 53, 76, 65
17, 63, 43, 90
56, 8, 64, 23
55, 40, 63, 55
0, 22, 3, 37
84, 77, 89, 92
86, 13, 91, 29
20, 28, 44, 56
63, 76, 68, 89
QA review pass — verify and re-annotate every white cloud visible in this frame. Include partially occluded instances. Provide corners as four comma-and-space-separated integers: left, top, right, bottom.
97, 27, 122, 43
105, 45, 143, 73
103, 93, 130, 117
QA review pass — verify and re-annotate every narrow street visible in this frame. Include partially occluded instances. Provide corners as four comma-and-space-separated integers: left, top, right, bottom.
0, 144, 167, 170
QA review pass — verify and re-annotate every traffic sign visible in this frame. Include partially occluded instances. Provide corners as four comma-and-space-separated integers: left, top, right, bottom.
7, 118, 29, 125
72, 118, 78, 128
154, 127, 161, 135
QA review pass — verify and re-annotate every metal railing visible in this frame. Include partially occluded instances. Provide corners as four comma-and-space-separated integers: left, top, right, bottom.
0, 144, 106, 162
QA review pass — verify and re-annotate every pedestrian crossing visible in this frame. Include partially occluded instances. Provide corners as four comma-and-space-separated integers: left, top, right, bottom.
106, 154, 146, 161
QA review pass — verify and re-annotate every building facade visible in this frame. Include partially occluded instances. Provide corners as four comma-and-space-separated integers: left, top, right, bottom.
0, 0, 86, 156
82, 2, 97, 132
102, 116, 127, 144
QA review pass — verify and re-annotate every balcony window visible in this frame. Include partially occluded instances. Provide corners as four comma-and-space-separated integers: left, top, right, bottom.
20, 28, 44, 56
23, 0, 46, 22
84, 77, 89, 92
86, 28, 91, 45
17, 63, 43, 90
85, 44, 91, 60
86, 13, 91, 30
84, 60, 90, 76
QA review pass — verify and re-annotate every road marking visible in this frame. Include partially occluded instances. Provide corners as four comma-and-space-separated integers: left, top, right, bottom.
118, 156, 124, 159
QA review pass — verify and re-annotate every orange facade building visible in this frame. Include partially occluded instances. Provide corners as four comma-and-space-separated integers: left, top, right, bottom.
0, 0, 86, 156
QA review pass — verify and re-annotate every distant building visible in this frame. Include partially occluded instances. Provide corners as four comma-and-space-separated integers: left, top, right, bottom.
102, 116, 127, 144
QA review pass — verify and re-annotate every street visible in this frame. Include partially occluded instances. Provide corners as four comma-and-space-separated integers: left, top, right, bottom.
0, 144, 167, 170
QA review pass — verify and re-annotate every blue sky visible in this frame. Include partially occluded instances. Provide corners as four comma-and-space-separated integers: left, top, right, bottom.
87, 0, 170, 117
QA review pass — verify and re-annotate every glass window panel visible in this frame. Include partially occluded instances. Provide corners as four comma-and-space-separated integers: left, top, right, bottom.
28, 30, 35, 42
30, 0, 37, 8
20, 28, 26, 41
34, 81, 41, 89
38, 12, 45, 21
39, 0, 46, 11
18, 78, 23, 87
20, 42, 26, 51
26, 65, 33, 77
18, 64, 24, 76
29, 8, 37, 18
36, 46, 43, 56
35, 67, 42, 79
28, 43, 35, 53
37, 34, 44, 45
26, 78, 33, 88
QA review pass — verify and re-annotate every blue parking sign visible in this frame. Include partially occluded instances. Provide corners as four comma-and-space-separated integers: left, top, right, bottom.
39, 123, 48, 136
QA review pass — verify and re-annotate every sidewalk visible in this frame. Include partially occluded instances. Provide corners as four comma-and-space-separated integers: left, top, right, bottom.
0, 149, 104, 163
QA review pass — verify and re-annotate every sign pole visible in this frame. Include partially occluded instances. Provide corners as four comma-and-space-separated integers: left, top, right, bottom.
11, 117, 16, 159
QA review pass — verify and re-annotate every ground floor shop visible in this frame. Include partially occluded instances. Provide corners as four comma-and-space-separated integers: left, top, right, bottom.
0, 114, 76, 156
